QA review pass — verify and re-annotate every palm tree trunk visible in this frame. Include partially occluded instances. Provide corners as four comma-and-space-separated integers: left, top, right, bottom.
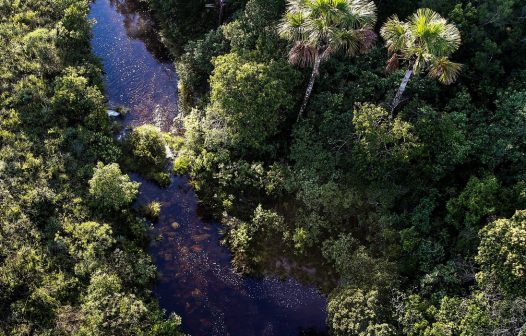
390, 60, 415, 119
298, 50, 322, 121
218, 0, 225, 25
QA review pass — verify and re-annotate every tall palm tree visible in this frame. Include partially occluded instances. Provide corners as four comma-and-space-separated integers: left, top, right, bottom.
279, 0, 377, 121
381, 8, 462, 118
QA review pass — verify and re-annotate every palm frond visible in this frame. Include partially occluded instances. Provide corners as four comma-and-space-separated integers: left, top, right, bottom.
278, 10, 306, 40
357, 28, 377, 53
347, 0, 377, 28
428, 57, 462, 84
288, 41, 317, 67
281, 0, 378, 62
409, 8, 461, 57
410, 8, 443, 35
333, 29, 360, 56
386, 53, 399, 73
440, 22, 461, 53
380, 15, 408, 54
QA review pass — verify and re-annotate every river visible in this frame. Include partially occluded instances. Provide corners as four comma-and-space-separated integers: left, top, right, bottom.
89, 1, 328, 335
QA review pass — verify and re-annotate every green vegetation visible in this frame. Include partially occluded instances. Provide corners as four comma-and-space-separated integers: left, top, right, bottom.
278, 0, 377, 119
124, 124, 170, 186
4, 0, 526, 333
127, 125, 167, 170
0, 1, 181, 334
149, 0, 526, 333
209, 52, 298, 151
140, 201, 162, 222
381, 8, 462, 116
89, 162, 140, 211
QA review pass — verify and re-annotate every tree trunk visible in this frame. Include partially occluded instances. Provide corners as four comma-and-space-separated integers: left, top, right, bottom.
390, 62, 414, 119
298, 50, 322, 121
218, 0, 224, 25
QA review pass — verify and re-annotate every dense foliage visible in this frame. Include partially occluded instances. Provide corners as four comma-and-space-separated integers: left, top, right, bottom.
5, 0, 526, 333
149, 0, 526, 333
0, 1, 181, 334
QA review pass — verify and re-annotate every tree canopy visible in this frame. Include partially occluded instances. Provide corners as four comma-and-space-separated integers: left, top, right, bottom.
151, 0, 526, 332
0, 1, 182, 334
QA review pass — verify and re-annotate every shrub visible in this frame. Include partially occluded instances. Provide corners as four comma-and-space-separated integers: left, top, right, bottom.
140, 201, 162, 222
327, 287, 394, 336
173, 153, 192, 175
127, 125, 167, 173
88, 162, 140, 211
51, 67, 106, 124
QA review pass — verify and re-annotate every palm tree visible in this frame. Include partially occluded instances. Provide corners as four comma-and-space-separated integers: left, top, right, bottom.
381, 8, 461, 118
279, 0, 377, 121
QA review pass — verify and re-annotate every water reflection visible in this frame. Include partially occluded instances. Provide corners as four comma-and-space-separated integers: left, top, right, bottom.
138, 175, 327, 336
90, 0, 177, 131
109, 0, 172, 61
89, 0, 328, 335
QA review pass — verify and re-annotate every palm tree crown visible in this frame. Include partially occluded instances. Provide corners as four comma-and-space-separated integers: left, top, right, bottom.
279, 0, 377, 120
380, 8, 461, 117
381, 8, 461, 84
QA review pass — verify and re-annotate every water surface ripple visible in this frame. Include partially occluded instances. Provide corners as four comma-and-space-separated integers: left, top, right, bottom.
89, 1, 328, 335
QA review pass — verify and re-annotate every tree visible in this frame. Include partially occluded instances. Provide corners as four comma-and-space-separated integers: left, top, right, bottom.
209, 52, 298, 151
127, 125, 167, 172
380, 8, 461, 117
278, 0, 377, 120
446, 175, 500, 229
474, 90, 526, 173
322, 233, 397, 290
51, 67, 106, 124
352, 103, 420, 181
79, 272, 148, 335
79, 272, 184, 335
476, 210, 526, 295
88, 162, 140, 211
327, 286, 394, 336
56, 221, 115, 276
22, 28, 60, 76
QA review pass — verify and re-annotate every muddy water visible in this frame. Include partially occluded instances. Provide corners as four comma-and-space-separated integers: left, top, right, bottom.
89, 1, 327, 335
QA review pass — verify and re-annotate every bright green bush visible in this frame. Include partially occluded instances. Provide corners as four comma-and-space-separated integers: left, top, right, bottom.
51, 67, 106, 124
57, 221, 115, 276
327, 287, 394, 336
88, 162, 140, 211
477, 210, 526, 295
140, 201, 162, 221
127, 125, 167, 172
173, 153, 192, 175
209, 52, 299, 151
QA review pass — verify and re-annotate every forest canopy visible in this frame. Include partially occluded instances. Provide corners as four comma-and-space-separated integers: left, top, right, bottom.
0, 1, 181, 334
2, 0, 526, 334
147, 0, 526, 333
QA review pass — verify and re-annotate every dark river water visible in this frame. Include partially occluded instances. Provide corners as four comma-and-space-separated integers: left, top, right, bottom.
89, 1, 328, 335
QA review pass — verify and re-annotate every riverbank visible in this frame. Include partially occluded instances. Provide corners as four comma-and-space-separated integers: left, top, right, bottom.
89, 0, 328, 335
0, 0, 181, 334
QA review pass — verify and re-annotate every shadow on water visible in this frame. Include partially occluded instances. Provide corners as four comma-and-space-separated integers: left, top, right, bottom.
89, 1, 328, 335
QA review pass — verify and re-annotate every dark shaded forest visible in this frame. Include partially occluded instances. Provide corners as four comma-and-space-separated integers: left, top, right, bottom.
2, 0, 526, 334
148, 0, 526, 334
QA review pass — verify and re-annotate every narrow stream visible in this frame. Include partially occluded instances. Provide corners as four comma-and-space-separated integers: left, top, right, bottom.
89, 1, 328, 335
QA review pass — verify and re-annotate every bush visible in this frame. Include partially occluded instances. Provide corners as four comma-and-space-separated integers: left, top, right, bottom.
127, 125, 167, 173
477, 210, 526, 295
327, 286, 394, 336
173, 152, 193, 175
88, 162, 140, 211
152, 172, 171, 187
140, 201, 162, 221
51, 67, 106, 125
209, 52, 300, 152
